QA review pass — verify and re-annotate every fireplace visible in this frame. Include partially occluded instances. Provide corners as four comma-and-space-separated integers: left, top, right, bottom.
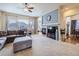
42, 23, 60, 40
47, 26, 58, 40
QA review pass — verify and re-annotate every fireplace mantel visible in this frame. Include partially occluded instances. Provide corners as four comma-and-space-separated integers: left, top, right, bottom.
42, 23, 60, 26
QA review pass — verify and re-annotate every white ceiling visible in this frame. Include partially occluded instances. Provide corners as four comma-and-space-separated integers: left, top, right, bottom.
0, 3, 63, 17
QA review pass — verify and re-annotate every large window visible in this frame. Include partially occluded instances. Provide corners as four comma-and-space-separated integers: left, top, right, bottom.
7, 16, 35, 32
7, 16, 17, 31
18, 19, 29, 30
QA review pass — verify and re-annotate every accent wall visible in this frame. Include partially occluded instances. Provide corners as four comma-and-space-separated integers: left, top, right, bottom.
42, 9, 58, 25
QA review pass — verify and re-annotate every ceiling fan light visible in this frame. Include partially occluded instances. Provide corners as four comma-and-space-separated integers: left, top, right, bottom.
24, 8, 28, 12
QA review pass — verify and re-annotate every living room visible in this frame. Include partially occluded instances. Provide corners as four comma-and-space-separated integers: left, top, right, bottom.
0, 3, 79, 56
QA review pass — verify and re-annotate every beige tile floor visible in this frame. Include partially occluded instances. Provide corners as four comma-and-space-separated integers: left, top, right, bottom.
0, 33, 79, 56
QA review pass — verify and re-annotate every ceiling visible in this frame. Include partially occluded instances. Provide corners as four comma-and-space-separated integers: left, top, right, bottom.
0, 3, 63, 17
0, 3, 78, 17
61, 3, 79, 12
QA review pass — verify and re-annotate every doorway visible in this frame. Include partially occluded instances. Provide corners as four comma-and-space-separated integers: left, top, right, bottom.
65, 16, 71, 38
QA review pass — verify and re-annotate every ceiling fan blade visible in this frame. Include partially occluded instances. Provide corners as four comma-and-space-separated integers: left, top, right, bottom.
22, 3, 33, 13
28, 7, 34, 9
28, 10, 32, 12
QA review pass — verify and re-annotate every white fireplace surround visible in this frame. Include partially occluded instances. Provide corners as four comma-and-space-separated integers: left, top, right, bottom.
42, 23, 59, 26
42, 23, 61, 40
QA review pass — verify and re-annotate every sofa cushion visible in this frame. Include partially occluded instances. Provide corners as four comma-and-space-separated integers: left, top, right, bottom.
0, 31, 7, 37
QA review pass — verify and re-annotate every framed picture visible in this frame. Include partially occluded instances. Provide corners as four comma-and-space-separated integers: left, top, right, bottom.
47, 15, 51, 21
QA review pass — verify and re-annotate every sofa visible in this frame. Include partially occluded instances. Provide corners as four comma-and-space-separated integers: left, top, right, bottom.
0, 31, 7, 37
0, 37, 7, 50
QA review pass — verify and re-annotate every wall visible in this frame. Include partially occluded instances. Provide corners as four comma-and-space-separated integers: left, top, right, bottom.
42, 9, 58, 25
0, 12, 2, 31
0, 12, 7, 31
60, 6, 79, 29
71, 14, 79, 20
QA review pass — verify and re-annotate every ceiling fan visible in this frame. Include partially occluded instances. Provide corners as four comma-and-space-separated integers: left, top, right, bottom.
23, 3, 34, 12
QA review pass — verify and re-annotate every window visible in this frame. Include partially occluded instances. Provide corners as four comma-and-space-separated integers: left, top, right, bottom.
18, 19, 29, 30
7, 16, 17, 31
75, 20, 79, 30
29, 18, 34, 30
7, 15, 35, 33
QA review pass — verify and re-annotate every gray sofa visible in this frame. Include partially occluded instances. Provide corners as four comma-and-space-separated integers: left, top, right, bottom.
0, 37, 7, 50
13, 36, 32, 52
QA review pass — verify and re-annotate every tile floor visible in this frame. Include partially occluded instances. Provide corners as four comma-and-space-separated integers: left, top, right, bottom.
0, 34, 79, 56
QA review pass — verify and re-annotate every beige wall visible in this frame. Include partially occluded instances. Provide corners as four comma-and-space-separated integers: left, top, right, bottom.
0, 12, 2, 31
60, 6, 79, 29
71, 14, 79, 20
0, 11, 7, 31
59, 7, 65, 29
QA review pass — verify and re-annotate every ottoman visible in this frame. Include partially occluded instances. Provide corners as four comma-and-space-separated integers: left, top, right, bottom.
13, 36, 32, 52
